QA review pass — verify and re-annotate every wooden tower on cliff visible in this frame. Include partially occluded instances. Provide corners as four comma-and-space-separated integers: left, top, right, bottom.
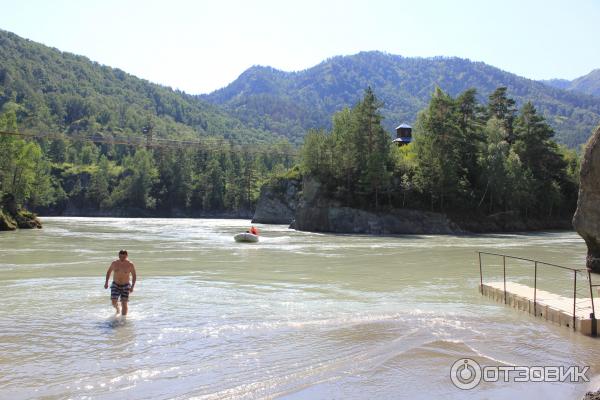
392, 123, 412, 146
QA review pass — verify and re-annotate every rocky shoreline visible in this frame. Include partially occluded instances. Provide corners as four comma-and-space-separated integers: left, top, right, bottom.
252, 177, 573, 234
2, 174, 574, 235
0, 194, 42, 231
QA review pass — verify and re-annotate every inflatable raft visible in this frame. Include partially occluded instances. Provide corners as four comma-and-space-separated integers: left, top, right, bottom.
234, 232, 259, 243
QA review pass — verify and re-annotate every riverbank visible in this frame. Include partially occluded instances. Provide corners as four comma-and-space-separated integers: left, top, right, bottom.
252, 177, 574, 234
0, 194, 42, 231
21, 175, 574, 235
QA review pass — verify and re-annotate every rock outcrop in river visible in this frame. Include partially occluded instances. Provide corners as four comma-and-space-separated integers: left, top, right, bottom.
0, 194, 42, 231
253, 176, 572, 235
573, 126, 600, 273
292, 178, 461, 234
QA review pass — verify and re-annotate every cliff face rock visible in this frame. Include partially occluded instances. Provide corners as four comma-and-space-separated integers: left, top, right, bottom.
294, 205, 460, 234
573, 126, 600, 273
253, 176, 570, 235
252, 178, 301, 224
293, 177, 461, 234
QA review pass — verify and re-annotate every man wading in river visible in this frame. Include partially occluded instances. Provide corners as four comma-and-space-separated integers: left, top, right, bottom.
104, 250, 137, 316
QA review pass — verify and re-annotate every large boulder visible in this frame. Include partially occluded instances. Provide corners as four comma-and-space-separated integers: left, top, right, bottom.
573, 126, 600, 273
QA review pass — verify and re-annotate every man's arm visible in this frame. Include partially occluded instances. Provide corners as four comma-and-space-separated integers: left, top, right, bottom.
130, 263, 137, 292
104, 263, 114, 289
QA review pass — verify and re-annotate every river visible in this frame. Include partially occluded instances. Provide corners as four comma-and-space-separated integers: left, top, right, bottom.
0, 217, 598, 399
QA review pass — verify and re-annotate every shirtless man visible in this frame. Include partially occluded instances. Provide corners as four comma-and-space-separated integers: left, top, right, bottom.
104, 250, 137, 316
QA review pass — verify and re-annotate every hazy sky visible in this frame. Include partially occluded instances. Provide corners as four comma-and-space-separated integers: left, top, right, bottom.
1, 0, 598, 94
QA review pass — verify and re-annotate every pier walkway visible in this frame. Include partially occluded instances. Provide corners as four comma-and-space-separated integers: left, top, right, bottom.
478, 252, 598, 337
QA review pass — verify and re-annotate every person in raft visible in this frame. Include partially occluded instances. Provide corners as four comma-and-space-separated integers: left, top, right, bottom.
247, 226, 259, 235
104, 249, 137, 316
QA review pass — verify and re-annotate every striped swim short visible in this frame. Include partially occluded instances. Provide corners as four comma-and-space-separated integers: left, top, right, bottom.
110, 282, 131, 301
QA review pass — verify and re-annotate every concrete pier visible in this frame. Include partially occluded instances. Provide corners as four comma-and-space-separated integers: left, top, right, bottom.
481, 281, 597, 336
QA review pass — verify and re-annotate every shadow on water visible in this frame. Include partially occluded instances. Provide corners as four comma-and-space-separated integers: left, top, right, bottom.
97, 315, 129, 333
94, 313, 137, 354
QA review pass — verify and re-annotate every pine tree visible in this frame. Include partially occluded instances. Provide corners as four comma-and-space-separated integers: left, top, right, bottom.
488, 87, 517, 143
354, 87, 391, 208
331, 107, 357, 199
513, 102, 566, 216
414, 87, 464, 211
479, 118, 510, 212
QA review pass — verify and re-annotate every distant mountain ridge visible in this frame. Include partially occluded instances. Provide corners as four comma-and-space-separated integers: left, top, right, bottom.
204, 51, 600, 147
0, 29, 280, 144
542, 69, 600, 98
2, 28, 599, 149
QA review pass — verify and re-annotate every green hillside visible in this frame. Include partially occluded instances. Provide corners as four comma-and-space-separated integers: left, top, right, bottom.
3, 29, 598, 149
204, 51, 600, 147
543, 69, 600, 98
0, 29, 279, 144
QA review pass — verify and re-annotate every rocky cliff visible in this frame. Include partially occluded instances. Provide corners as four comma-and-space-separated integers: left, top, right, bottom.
292, 178, 461, 234
252, 178, 301, 224
294, 205, 461, 234
573, 126, 600, 273
253, 176, 572, 235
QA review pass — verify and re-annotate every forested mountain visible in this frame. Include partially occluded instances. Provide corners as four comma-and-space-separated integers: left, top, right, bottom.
0, 29, 280, 144
3, 28, 599, 149
0, 29, 294, 223
0, 28, 589, 224
204, 51, 600, 147
541, 78, 571, 91
542, 69, 600, 98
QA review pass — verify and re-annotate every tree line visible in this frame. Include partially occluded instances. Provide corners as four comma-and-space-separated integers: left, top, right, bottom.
0, 108, 295, 215
0, 85, 582, 220
300, 86, 580, 219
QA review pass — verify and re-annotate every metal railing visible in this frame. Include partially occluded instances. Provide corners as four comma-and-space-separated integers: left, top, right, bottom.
477, 251, 596, 336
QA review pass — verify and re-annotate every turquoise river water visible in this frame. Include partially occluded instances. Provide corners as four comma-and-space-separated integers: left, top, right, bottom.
0, 217, 598, 399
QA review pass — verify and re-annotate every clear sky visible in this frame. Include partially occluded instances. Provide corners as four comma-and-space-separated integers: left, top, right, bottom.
1, 0, 599, 94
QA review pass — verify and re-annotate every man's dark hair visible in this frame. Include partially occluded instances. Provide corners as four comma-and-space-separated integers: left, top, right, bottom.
119, 249, 128, 255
